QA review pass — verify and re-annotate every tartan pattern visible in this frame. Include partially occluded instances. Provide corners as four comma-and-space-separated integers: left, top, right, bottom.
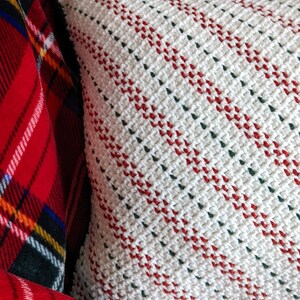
0, 269, 74, 299
0, 0, 90, 296
0, 170, 65, 290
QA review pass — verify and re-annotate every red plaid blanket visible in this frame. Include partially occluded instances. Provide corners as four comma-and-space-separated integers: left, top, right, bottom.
0, 0, 90, 298
0, 269, 74, 299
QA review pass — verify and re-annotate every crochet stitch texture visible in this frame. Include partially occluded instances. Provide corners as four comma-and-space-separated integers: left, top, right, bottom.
61, 0, 300, 299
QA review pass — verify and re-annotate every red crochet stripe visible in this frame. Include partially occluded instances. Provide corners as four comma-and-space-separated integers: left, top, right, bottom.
84, 146, 197, 299
71, 26, 300, 276
167, 0, 300, 104
82, 85, 267, 299
96, 0, 300, 187
87, 228, 116, 299
232, 0, 300, 34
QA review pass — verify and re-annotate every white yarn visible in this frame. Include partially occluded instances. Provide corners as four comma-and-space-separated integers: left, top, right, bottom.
60, 1, 300, 299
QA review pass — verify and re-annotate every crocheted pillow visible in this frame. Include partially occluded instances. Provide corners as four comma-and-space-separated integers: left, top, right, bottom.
61, 0, 300, 299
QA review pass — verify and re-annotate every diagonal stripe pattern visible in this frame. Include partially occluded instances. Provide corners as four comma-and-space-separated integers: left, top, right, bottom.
60, 0, 300, 299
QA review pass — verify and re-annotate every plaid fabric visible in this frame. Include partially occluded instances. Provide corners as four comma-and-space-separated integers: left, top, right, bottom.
0, 0, 90, 295
0, 269, 74, 299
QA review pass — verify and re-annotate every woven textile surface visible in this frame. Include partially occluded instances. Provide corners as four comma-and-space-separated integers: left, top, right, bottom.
0, 0, 90, 296
61, 0, 300, 299
0, 269, 74, 299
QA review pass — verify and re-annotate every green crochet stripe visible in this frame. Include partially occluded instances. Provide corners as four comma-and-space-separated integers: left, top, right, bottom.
81, 61, 299, 299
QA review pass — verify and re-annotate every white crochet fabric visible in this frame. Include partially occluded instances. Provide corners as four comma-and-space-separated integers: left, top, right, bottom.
60, 0, 300, 299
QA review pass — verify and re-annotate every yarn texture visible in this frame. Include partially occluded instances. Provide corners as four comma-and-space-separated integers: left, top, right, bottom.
60, 0, 300, 299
